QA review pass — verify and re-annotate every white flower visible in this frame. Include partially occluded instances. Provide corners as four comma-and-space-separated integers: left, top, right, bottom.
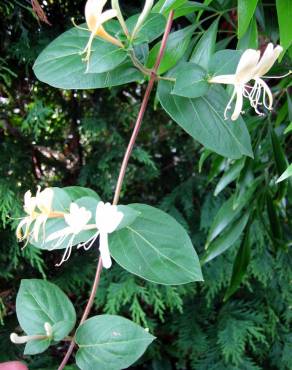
10, 322, 53, 344
209, 43, 283, 121
131, 0, 154, 41
95, 202, 123, 269
46, 203, 92, 266
16, 187, 54, 244
78, 201, 123, 269
82, 0, 123, 71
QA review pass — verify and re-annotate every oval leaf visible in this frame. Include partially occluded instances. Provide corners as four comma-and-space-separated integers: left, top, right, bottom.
202, 211, 250, 264
33, 27, 142, 89
172, 63, 209, 98
16, 279, 76, 353
109, 204, 203, 285
158, 79, 253, 159
147, 26, 194, 75
76, 315, 155, 370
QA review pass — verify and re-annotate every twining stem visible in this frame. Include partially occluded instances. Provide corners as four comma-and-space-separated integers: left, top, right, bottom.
57, 257, 103, 370
58, 10, 174, 369
113, 10, 175, 205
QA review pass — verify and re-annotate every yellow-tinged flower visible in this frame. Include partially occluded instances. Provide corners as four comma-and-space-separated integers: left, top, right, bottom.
16, 187, 55, 245
209, 43, 284, 121
82, 0, 123, 71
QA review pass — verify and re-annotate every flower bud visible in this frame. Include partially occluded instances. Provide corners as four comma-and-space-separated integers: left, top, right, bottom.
131, 0, 154, 41
111, 0, 129, 37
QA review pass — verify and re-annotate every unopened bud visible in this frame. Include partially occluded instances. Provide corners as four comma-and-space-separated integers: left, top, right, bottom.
131, 0, 154, 41
111, 0, 129, 37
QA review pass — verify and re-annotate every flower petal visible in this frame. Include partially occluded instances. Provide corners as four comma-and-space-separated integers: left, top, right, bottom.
209, 74, 237, 85
85, 0, 107, 31
231, 85, 244, 121
254, 43, 283, 77
99, 232, 112, 269
235, 49, 260, 83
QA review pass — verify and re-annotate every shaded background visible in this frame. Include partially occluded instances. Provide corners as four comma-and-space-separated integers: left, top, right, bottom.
0, 0, 291, 369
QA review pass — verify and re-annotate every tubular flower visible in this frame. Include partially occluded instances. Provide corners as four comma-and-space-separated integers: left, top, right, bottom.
77, 201, 123, 269
16, 187, 54, 245
209, 43, 283, 121
46, 203, 92, 266
131, 0, 154, 41
95, 202, 123, 269
10, 322, 53, 344
82, 0, 123, 71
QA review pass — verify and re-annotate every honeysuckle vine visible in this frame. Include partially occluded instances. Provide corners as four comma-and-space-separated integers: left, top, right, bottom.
10, 0, 291, 369
58, 5, 175, 370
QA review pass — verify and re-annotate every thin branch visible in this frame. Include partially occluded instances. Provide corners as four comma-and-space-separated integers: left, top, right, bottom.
57, 257, 103, 370
113, 10, 175, 205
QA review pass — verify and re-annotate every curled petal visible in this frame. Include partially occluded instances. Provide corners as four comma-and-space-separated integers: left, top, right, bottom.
235, 49, 260, 83
99, 232, 112, 269
231, 85, 244, 121
254, 43, 283, 77
209, 74, 237, 85
85, 0, 107, 31
256, 77, 273, 110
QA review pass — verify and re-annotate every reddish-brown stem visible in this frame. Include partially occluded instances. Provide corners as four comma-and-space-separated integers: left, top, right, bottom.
58, 10, 174, 369
113, 10, 175, 205
57, 258, 103, 370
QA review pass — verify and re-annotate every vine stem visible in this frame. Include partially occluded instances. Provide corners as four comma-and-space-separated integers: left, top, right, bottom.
58, 10, 174, 369
113, 10, 175, 205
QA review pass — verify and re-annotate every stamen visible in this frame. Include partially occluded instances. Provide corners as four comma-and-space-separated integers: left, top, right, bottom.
71, 17, 89, 31
262, 70, 292, 79
224, 88, 237, 120
56, 235, 75, 266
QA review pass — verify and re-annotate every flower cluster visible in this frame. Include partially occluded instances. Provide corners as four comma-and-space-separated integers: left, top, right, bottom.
209, 43, 286, 121
78, 0, 154, 70
16, 189, 123, 269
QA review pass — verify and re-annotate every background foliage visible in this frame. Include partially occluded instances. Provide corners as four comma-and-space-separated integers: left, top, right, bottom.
0, 0, 291, 369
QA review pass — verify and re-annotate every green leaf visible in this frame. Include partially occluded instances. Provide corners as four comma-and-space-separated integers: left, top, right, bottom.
172, 63, 209, 98
206, 181, 258, 246
126, 13, 166, 43
270, 129, 289, 200
190, 19, 219, 69
158, 78, 253, 159
284, 122, 292, 134
147, 26, 194, 75
173, 1, 213, 19
24, 338, 51, 356
33, 27, 142, 90
276, 0, 292, 56
237, 17, 258, 49
224, 225, 251, 301
266, 192, 283, 243
214, 159, 245, 196
209, 49, 243, 76
116, 205, 141, 231
277, 164, 292, 183
76, 315, 155, 370
16, 279, 76, 354
109, 204, 203, 285
153, 0, 187, 14
87, 42, 127, 74
238, 0, 259, 39
63, 186, 100, 202
202, 211, 250, 264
